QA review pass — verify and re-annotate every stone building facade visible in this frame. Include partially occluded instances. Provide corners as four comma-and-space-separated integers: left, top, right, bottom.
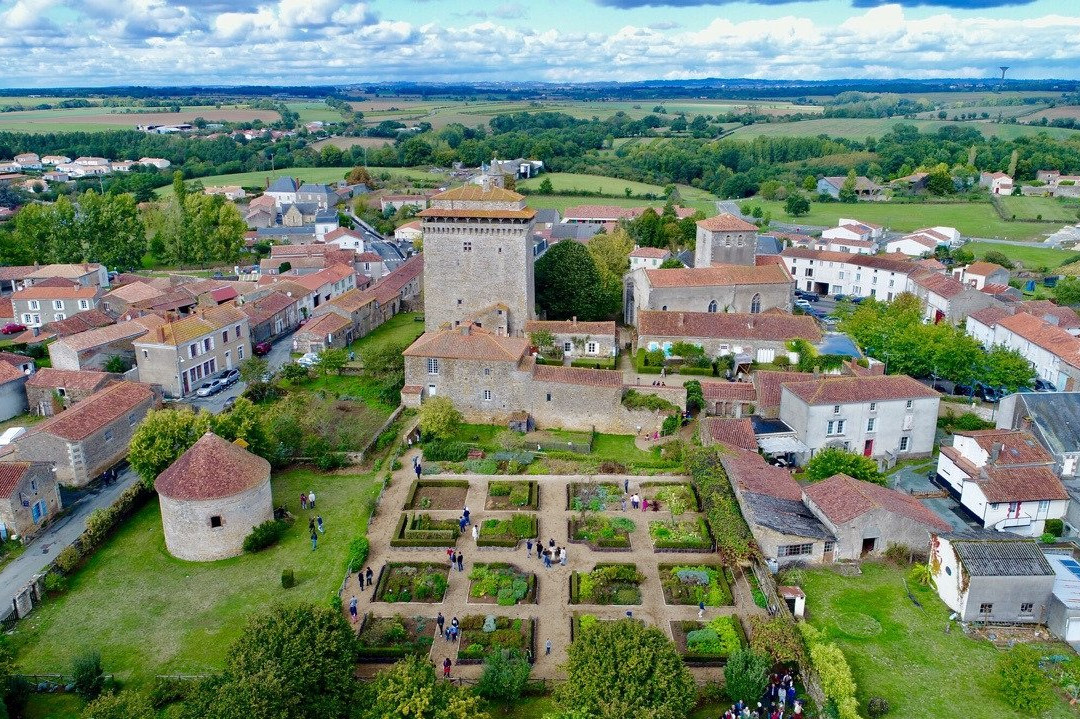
636, 310, 820, 363
0, 461, 62, 540
523, 319, 618, 360
24, 368, 114, 416
624, 264, 793, 325
155, 432, 273, 562
418, 184, 536, 336
693, 213, 758, 268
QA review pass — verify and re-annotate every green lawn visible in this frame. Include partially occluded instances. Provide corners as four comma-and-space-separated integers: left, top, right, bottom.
786, 562, 1076, 719
347, 311, 425, 356
19, 693, 85, 719
521, 176, 717, 216
519, 172, 666, 197
155, 167, 355, 197
11, 469, 382, 685
995, 194, 1080, 223
285, 101, 342, 124
965, 241, 1079, 271
727, 118, 1080, 141
749, 198, 1052, 241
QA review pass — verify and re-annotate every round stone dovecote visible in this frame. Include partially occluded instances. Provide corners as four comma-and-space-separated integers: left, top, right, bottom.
154, 431, 273, 562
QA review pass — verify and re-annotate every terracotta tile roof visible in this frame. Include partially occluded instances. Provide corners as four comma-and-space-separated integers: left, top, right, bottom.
1019, 301, 1080, 331
13, 310, 115, 344
700, 380, 757, 402
911, 270, 966, 299
209, 287, 238, 303
356, 252, 383, 263
419, 208, 536, 220
753, 370, 814, 410
981, 283, 1012, 295
432, 185, 524, 202
25, 263, 101, 280
638, 310, 821, 343
31, 277, 79, 289
52, 320, 152, 353
404, 325, 529, 362
755, 255, 783, 267
397, 220, 422, 231
997, 313, 1080, 369
104, 282, 165, 305
0, 298, 12, 319
643, 263, 791, 288
696, 213, 758, 233
969, 305, 1014, 328
14, 285, 99, 301
978, 465, 1068, 503
270, 244, 331, 258
0, 461, 31, 499
299, 312, 351, 336
781, 374, 939, 406
629, 247, 671, 259
26, 367, 111, 391
324, 227, 363, 242
954, 429, 1053, 465
326, 288, 376, 314
30, 381, 154, 441
293, 264, 355, 291
703, 417, 757, 451
240, 292, 295, 325
915, 258, 947, 271
139, 305, 246, 346
371, 254, 422, 304
524, 319, 616, 336
721, 449, 804, 501
0, 266, 35, 282
828, 237, 875, 248
401, 385, 422, 394
531, 363, 622, 388
155, 432, 270, 501
257, 279, 312, 298
965, 261, 1007, 277
0, 362, 24, 384
0, 351, 32, 368
804, 473, 950, 530
780, 247, 915, 274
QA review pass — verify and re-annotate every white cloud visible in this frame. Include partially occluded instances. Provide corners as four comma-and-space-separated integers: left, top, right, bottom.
0, 3, 1079, 85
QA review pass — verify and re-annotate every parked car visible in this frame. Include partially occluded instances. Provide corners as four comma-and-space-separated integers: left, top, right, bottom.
954, 383, 975, 398
794, 299, 812, 311
222, 368, 241, 386
195, 378, 226, 397
1, 323, 26, 335
296, 352, 319, 368
253, 341, 272, 356
1032, 378, 1057, 392
223, 396, 237, 411
976, 383, 1004, 403
794, 289, 819, 302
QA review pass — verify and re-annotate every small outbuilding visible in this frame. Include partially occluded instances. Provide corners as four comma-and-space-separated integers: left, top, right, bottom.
155, 432, 273, 562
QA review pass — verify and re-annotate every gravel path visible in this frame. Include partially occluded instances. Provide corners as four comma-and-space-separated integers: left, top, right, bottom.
346, 451, 765, 684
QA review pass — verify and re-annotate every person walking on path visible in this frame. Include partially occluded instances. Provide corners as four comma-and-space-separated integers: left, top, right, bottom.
358, 571, 365, 591
463, 506, 470, 525
543, 550, 552, 569
458, 516, 467, 534
472, 524, 479, 541
545, 639, 552, 656
631, 493, 640, 510
621, 496, 627, 511
365, 566, 373, 587
536, 542, 543, 560
316, 515, 324, 533
698, 600, 705, 619
642, 498, 649, 512
349, 596, 358, 621
415, 462, 422, 480
527, 539, 533, 556
300, 492, 308, 510
560, 547, 568, 566
308, 490, 316, 509
437, 612, 445, 636
443, 657, 452, 678
310, 530, 318, 550
456, 553, 464, 572
624, 478, 629, 494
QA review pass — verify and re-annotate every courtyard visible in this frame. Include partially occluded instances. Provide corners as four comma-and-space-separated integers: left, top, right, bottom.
348, 451, 766, 682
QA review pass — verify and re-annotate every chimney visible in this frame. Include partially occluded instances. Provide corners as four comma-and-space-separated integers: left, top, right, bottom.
460, 324, 471, 336
571, 316, 577, 325
990, 442, 1002, 464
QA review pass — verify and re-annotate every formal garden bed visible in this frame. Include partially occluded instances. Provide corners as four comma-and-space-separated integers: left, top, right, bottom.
356, 613, 435, 662
670, 615, 746, 666
374, 562, 449, 603
467, 563, 537, 605
457, 614, 536, 664
476, 513, 538, 548
639, 482, 701, 512
568, 515, 635, 551
485, 480, 539, 510
659, 564, 735, 606
390, 513, 460, 548
570, 563, 645, 605
404, 479, 469, 510
648, 517, 715, 552
569, 613, 639, 641
567, 481, 622, 511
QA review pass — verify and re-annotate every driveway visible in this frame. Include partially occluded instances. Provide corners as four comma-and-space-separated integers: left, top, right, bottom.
184, 330, 296, 414
0, 466, 139, 614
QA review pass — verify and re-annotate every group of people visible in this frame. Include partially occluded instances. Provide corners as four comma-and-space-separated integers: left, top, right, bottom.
722, 670, 803, 719
458, 506, 471, 534
526, 537, 567, 568
447, 547, 465, 572
347, 566, 375, 621
300, 490, 322, 550
649, 380, 668, 387
436, 612, 460, 642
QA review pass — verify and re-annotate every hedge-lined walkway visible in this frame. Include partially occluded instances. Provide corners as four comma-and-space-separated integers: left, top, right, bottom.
348, 451, 766, 682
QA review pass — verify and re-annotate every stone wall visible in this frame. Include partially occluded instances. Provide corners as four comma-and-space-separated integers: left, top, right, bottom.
806, 502, 935, 561
0, 376, 28, 422
159, 479, 273, 561
0, 464, 61, 539
694, 227, 755, 268
627, 270, 793, 323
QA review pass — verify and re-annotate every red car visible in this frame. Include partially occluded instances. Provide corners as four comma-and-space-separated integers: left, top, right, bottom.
1, 323, 26, 335
253, 341, 272, 356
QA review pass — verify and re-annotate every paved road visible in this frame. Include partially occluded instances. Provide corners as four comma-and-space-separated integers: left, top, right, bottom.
185, 330, 297, 414
1, 466, 138, 614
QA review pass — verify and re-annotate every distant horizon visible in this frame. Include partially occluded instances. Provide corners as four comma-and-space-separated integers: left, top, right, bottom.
0, 0, 1078, 87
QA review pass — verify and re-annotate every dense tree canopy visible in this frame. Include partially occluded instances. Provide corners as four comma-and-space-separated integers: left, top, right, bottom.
356, 655, 487, 719
805, 448, 885, 485
535, 240, 619, 321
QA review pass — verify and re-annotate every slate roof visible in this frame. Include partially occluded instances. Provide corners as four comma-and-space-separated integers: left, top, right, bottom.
155, 432, 270, 501
946, 530, 1053, 577
804, 473, 950, 530
643, 263, 791, 288
702, 417, 757, 451
403, 325, 529, 362
30, 381, 154, 441
781, 374, 939, 406
266, 177, 299, 193
1011, 392, 1080, 455
697, 213, 758, 233
744, 492, 836, 541
533, 209, 561, 225
756, 236, 783, 255
638, 310, 821, 342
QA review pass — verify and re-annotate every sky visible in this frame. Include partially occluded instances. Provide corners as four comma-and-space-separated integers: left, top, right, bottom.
0, 0, 1077, 87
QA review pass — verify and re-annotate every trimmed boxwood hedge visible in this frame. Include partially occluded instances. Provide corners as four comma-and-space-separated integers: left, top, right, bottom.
477, 513, 538, 547
390, 514, 459, 548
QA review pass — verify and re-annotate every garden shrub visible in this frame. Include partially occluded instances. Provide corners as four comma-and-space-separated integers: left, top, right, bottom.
998, 645, 1054, 713
346, 536, 370, 573
148, 676, 188, 708
622, 388, 676, 411
422, 440, 469, 462
867, 696, 890, 717
242, 519, 288, 553
281, 569, 295, 589
724, 648, 770, 704
72, 649, 105, 700
801, 624, 858, 719
749, 616, 803, 664
476, 649, 531, 701
42, 572, 67, 595
55, 545, 80, 574
488, 482, 512, 496
660, 414, 680, 436
1046, 518, 1064, 537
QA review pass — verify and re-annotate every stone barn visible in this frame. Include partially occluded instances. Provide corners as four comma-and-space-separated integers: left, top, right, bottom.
154, 432, 273, 562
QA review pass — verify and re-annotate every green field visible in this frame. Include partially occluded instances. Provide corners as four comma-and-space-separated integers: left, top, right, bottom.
750, 198, 1052, 240
285, 101, 343, 124
11, 469, 382, 684
519, 172, 666, 197
995, 194, 1080, 223
787, 563, 1076, 719
0, 105, 279, 134
965, 241, 1078, 270
156, 166, 448, 198
727, 117, 1080, 141
347, 311, 425, 356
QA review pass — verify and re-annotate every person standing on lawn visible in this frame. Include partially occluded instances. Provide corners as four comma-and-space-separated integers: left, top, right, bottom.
308, 490, 316, 509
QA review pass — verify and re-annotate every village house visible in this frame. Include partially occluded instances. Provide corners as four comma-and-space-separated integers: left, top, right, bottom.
47, 316, 165, 372
291, 312, 354, 354
204, 185, 246, 201
0, 351, 33, 376
979, 171, 1014, 195
699, 380, 758, 418
816, 175, 884, 201
100, 281, 167, 315
908, 270, 998, 325
394, 220, 423, 243
624, 263, 794, 325
884, 227, 960, 256
291, 264, 358, 313
314, 287, 387, 338
13, 153, 41, 170
12, 283, 103, 329
0, 362, 28, 422
991, 312, 1080, 390
820, 219, 883, 254
368, 254, 423, 315
930, 529, 1054, 623
356, 251, 387, 279
238, 291, 299, 344
133, 305, 251, 398
296, 183, 337, 209
629, 247, 672, 271
693, 214, 759, 267
9, 309, 115, 346
937, 429, 1069, 537
380, 193, 430, 213
24, 263, 109, 289
700, 416, 758, 451
780, 248, 915, 299
0, 462, 61, 541
524, 319, 618, 360
24, 368, 114, 417
40, 155, 70, 166
562, 204, 696, 225
264, 176, 299, 208
779, 374, 940, 465
953, 261, 1010, 290
325, 227, 367, 252
636, 310, 821, 364
11, 381, 159, 487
